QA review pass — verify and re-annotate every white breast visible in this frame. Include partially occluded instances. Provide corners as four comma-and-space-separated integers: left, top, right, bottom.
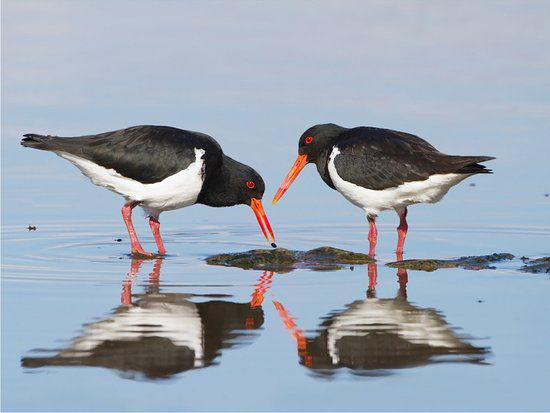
327, 146, 469, 217
58, 148, 206, 218
326, 299, 468, 365
64, 301, 205, 367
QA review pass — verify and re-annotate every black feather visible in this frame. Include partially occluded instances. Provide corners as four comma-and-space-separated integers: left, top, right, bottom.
21, 126, 223, 184
331, 127, 495, 190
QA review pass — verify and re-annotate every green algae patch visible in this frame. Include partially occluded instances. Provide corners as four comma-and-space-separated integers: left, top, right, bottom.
206, 246, 374, 272
387, 253, 514, 272
520, 257, 550, 274
206, 248, 297, 272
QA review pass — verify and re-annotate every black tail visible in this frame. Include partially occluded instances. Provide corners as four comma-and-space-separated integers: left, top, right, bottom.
21, 134, 58, 151
454, 156, 495, 174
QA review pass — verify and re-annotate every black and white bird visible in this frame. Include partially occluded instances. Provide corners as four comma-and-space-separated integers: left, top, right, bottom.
273, 264, 486, 376
21, 259, 265, 380
21, 125, 276, 257
272, 124, 494, 256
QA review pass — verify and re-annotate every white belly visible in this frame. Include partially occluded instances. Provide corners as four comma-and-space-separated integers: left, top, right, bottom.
326, 298, 469, 365
65, 301, 205, 367
58, 148, 206, 218
327, 146, 469, 217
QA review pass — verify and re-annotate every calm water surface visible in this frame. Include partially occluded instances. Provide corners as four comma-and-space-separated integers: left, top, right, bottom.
2, 222, 549, 411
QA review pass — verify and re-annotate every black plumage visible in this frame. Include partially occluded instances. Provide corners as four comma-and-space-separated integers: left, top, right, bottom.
307, 125, 495, 191
22, 125, 222, 184
295, 289, 486, 377
21, 295, 264, 380
21, 125, 275, 255
273, 123, 495, 256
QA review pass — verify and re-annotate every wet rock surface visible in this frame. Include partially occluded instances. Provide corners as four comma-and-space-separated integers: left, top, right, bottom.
206, 246, 374, 272
387, 253, 514, 272
520, 257, 550, 274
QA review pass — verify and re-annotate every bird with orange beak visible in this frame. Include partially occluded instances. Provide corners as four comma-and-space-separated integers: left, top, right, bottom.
22, 125, 276, 257
273, 123, 494, 256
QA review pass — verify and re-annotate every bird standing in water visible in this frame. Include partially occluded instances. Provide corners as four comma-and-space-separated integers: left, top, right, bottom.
272, 124, 494, 256
22, 125, 276, 257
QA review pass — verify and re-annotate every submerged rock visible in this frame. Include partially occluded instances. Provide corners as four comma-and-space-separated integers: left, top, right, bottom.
519, 257, 550, 274
206, 246, 374, 272
387, 253, 514, 272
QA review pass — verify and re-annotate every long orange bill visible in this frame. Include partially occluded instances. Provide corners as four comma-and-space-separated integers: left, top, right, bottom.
272, 154, 308, 205
250, 198, 276, 247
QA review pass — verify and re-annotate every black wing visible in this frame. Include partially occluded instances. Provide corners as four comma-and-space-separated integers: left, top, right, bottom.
333, 127, 494, 190
22, 125, 223, 184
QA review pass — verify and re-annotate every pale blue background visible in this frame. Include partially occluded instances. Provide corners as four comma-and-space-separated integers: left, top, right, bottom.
2, 1, 550, 412
2, 0, 549, 233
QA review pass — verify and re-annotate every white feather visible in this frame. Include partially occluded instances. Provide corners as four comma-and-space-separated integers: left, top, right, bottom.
63, 301, 205, 367
57, 148, 206, 218
326, 298, 470, 365
327, 146, 470, 217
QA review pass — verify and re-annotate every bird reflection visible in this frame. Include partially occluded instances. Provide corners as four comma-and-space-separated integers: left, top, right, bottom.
273, 261, 487, 378
21, 259, 272, 380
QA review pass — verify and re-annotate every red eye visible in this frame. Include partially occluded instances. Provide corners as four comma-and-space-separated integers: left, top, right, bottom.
246, 181, 255, 189
305, 136, 313, 144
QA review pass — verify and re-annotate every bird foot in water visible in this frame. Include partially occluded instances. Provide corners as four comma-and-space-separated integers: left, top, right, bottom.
130, 250, 162, 259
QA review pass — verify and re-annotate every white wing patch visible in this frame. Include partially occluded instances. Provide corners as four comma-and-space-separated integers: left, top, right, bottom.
326, 298, 470, 365
327, 146, 469, 216
64, 301, 205, 367
58, 148, 206, 217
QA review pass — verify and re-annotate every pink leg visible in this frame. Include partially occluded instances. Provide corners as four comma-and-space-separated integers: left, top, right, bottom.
396, 207, 408, 255
397, 268, 408, 298
367, 262, 378, 296
148, 217, 166, 255
368, 216, 378, 257
121, 201, 153, 257
121, 258, 144, 305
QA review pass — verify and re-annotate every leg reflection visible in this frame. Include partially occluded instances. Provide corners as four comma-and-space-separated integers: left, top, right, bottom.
249, 271, 275, 309
121, 257, 164, 305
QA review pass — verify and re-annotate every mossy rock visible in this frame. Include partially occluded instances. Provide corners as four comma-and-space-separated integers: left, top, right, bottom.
519, 257, 550, 274
206, 246, 374, 272
387, 253, 514, 272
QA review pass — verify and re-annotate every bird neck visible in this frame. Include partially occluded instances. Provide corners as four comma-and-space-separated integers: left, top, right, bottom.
314, 148, 336, 190
197, 155, 243, 207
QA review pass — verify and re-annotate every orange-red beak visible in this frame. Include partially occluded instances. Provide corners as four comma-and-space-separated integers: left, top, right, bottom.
250, 198, 276, 247
272, 154, 308, 205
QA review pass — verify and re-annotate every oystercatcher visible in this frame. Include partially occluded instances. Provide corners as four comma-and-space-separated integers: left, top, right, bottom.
22, 258, 265, 379
273, 265, 485, 374
272, 124, 494, 256
21, 125, 276, 257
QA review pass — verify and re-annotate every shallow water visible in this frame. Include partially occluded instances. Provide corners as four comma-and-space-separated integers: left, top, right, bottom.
2, 222, 549, 411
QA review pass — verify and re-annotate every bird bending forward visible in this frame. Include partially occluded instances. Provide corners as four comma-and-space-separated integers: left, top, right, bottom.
272, 124, 494, 257
22, 125, 276, 257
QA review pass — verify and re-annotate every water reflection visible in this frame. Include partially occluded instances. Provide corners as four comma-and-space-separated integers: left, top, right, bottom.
21, 259, 270, 380
274, 262, 488, 378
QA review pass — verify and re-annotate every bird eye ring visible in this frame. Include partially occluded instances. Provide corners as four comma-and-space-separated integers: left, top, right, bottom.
305, 136, 313, 144
246, 181, 255, 189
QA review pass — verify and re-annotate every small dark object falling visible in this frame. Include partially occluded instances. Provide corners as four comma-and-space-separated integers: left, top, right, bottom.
27, 225, 37, 231
469, 183, 476, 187
545, 193, 549, 198
115, 238, 122, 242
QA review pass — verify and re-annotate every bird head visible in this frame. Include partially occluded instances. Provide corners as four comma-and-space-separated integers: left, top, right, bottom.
272, 123, 345, 204
200, 157, 276, 247
242, 169, 277, 248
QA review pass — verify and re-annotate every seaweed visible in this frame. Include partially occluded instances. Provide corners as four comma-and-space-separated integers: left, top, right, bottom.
206, 246, 374, 272
386, 253, 514, 272
519, 257, 550, 274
